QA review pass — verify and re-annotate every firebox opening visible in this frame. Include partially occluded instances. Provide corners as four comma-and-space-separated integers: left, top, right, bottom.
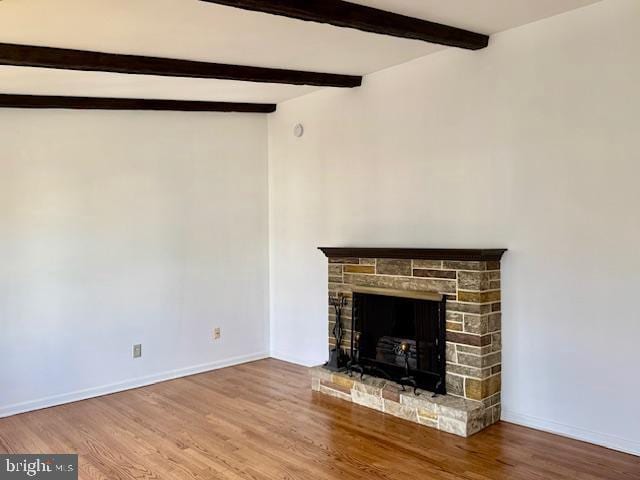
352, 289, 446, 395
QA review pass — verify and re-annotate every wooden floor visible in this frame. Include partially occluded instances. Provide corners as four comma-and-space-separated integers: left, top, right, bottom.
0, 359, 637, 480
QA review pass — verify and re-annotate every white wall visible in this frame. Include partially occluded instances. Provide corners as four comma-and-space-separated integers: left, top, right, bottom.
268, 0, 640, 455
0, 110, 270, 416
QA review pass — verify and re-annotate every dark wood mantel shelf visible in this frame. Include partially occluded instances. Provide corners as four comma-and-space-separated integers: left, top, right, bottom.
318, 247, 507, 262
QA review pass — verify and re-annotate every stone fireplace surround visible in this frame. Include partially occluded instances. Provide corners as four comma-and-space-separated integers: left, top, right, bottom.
311, 247, 506, 437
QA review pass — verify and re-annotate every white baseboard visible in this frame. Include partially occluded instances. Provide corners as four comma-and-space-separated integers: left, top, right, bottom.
501, 409, 640, 457
270, 350, 320, 367
0, 351, 269, 419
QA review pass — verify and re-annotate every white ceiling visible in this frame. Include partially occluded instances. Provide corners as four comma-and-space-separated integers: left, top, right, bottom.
0, 0, 601, 104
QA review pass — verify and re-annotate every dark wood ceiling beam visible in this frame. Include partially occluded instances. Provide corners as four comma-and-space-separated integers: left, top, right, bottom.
0, 94, 276, 113
200, 0, 489, 50
0, 43, 362, 88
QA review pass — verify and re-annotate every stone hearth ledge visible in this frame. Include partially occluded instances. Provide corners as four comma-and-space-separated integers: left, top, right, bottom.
311, 366, 497, 437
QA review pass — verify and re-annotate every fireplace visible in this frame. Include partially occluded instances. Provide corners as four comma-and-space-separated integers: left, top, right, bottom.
352, 287, 446, 395
311, 247, 507, 437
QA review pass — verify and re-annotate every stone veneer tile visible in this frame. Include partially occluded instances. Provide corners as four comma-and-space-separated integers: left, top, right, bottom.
488, 313, 502, 332
458, 290, 502, 304
376, 259, 412, 276
344, 265, 375, 274
490, 333, 502, 352
329, 257, 360, 264
447, 331, 492, 347
344, 273, 456, 294
383, 400, 418, 422
413, 269, 457, 279
458, 271, 490, 291
443, 261, 486, 271
445, 343, 458, 363
464, 375, 501, 401
353, 390, 384, 410
446, 374, 464, 396
463, 315, 489, 335
447, 302, 492, 315
456, 344, 492, 356
412, 260, 442, 269
447, 363, 490, 379
382, 384, 401, 402
446, 321, 463, 332
359, 258, 376, 265
438, 416, 467, 436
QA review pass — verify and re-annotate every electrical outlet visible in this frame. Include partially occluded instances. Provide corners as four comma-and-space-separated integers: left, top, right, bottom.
133, 344, 142, 358
213, 328, 221, 340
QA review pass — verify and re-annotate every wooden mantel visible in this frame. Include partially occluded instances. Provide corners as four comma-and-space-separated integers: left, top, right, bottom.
318, 247, 507, 262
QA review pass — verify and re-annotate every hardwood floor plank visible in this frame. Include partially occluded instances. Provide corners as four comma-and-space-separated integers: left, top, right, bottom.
0, 359, 637, 480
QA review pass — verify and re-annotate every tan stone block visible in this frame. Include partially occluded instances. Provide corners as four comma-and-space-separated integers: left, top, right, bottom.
447, 302, 491, 315
413, 260, 442, 269
413, 269, 456, 279
446, 321, 463, 332
483, 352, 501, 368
457, 271, 490, 291
482, 393, 501, 408
456, 344, 492, 356
417, 409, 438, 421
463, 315, 489, 335
445, 343, 457, 363
458, 290, 501, 304
446, 311, 463, 322
376, 259, 412, 276
457, 352, 483, 369
438, 416, 467, 437
488, 313, 501, 332
352, 390, 384, 411
329, 257, 360, 264
359, 258, 376, 265
446, 331, 492, 347
329, 265, 343, 275
399, 392, 427, 409
382, 384, 401, 402
447, 363, 490, 380
383, 400, 418, 423
417, 415, 439, 428
443, 261, 486, 271
491, 332, 502, 352
331, 374, 355, 390
311, 378, 320, 391
344, 265, 375, 274
464, 375, 501, 401
446, 374, 465, 397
